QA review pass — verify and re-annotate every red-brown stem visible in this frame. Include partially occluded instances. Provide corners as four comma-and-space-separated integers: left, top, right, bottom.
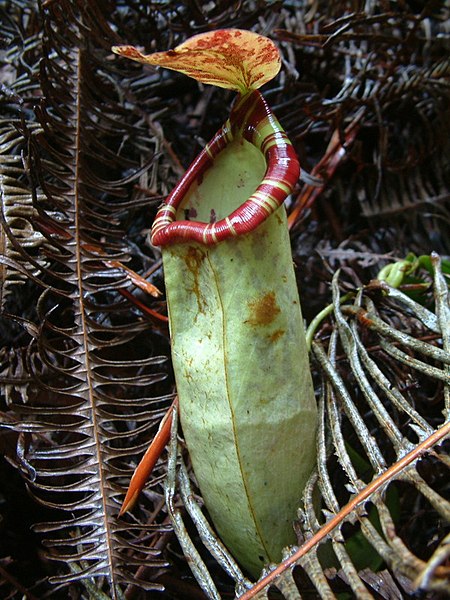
119, 288, 168, 324
287, 114, 362, 230
119, 397, 178, 516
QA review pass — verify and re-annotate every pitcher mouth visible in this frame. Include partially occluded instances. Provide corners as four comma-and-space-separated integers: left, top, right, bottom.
151, 89, 300, 247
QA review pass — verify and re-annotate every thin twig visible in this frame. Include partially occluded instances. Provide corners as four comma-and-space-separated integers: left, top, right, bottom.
237, 421, 450, 600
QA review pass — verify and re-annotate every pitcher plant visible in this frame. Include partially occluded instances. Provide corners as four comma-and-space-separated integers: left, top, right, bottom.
113, 29, 317, 577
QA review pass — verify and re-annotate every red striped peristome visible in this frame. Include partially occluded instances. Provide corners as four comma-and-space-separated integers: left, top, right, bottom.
151, 89, 300, 247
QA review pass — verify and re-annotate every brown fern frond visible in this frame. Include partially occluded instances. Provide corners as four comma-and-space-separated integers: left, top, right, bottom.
274, 4, 450, 232
0, 0, 177, 595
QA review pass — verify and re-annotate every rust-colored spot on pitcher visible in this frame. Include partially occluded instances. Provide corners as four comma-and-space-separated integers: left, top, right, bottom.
184, 246, 207, 314
268, 328, 285, 343
246, 291, 280, 326
185, 246, 205, 272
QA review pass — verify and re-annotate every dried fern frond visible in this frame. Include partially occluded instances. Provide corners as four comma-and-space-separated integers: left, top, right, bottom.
275, 4, 450, 230
0, 0, 178, 595
292, 259, 449, 598
0, 122, 47, 308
